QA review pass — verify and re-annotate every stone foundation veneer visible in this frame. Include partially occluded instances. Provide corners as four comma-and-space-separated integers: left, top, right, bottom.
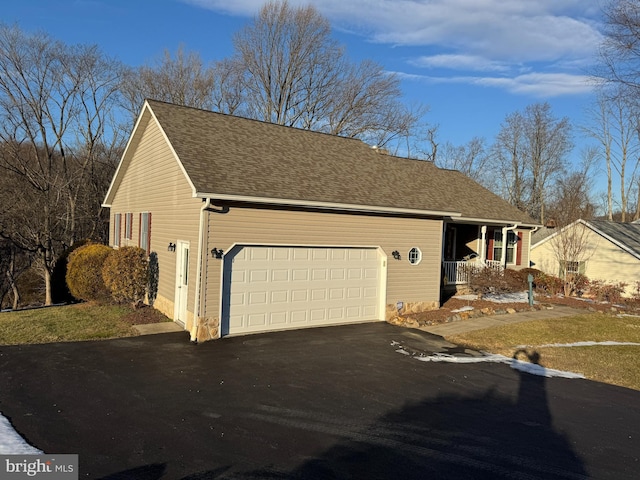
151, 295, 175, 321
386, 301, 439, 320
196, 317, 220, 342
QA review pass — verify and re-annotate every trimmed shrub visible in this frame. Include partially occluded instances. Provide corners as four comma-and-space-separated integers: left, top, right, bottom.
469, 267, 512, 295
66, 242, 112, 302
533, 272, 563, 295
588, 279, 627, 303
102, 246, 149, 305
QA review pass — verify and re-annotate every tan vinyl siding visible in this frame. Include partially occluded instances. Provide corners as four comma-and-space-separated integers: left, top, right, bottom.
202, 206, 443, 320
513, 229, 531, 270
107, 112, 202, 318
531, 226, 640, 296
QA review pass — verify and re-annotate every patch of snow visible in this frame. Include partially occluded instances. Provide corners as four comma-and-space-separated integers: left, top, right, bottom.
413, 353, 585, 379
517, 341, 640, 348
451, 306, 474, 313
396, 349, 411, 355
0, 413, 42, 454
482, 291, 531, 303
454, 294, 478, 301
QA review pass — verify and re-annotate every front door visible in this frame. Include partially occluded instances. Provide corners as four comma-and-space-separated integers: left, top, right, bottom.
174, 241, 189, 326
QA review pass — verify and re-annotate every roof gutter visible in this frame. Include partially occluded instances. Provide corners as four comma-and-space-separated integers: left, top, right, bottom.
447, 216, 540, 228
191, 197, 211, 343
194, 192, 461, 218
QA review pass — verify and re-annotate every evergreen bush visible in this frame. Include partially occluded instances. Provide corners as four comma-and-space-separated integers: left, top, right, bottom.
65, 242, 112, 302
102, 246, 148, 305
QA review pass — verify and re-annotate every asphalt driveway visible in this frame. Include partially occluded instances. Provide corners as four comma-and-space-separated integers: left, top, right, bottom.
0, 322, 638, 479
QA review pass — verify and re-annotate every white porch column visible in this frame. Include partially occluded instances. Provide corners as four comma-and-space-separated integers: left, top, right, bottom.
500, 226, 507, 266
480, 225, 487, 262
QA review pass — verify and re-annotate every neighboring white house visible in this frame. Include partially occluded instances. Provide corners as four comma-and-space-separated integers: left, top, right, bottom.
530, 219, 640, 297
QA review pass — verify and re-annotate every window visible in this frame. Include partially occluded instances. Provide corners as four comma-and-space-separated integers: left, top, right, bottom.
139, 212, 152, 255
560, 260, 585, 278
408, 247, 422, 265
493, 230, 518, 264
113, 213, 121, 247
125, 213, 133, 240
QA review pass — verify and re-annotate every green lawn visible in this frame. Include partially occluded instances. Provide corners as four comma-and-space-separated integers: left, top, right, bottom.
447, 313, 640, 391
0, 303, 165, 345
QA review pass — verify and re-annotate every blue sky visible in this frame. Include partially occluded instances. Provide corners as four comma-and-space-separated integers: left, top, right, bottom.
5, 1, 604, 185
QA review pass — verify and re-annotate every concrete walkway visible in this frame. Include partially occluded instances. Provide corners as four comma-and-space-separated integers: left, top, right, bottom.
132, 321, 184, 335
419, 304, 586, 337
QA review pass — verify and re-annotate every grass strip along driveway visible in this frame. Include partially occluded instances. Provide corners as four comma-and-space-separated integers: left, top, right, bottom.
0, 303, 169, 345
447, 312, 640, 391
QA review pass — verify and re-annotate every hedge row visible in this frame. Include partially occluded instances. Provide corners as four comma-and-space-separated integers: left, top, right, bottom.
66, 243, 148, 305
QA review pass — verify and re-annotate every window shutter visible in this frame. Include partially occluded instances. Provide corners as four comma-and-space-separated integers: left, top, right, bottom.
138, 213, 142, 247
147, 212, 152, 255
579, 261, 586, 275
516, 231, 523, 266
558, 260, 566, 278
487, 234, 494, 261
113, 213, 120, 247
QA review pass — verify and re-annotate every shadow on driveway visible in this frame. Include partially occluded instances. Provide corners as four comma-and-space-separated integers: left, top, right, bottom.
0, 322, 638, 479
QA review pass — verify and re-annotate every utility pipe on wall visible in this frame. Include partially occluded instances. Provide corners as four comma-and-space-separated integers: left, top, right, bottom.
191, 197, 212, 343
500, 224, 518, 267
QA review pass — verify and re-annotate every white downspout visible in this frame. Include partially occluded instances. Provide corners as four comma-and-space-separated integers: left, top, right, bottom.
191, 197, 211, 342
501, 224, 518, 267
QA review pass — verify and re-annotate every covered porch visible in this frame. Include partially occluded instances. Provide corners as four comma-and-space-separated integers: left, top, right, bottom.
442, 221, 528, 286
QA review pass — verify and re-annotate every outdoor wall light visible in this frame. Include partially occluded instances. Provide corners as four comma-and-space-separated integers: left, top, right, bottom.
211, 247, 224, 259
392, 250, 401, 260
167, 242, 176, 252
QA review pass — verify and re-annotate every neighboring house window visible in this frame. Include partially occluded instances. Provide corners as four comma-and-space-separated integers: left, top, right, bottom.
125, 213, 133, 240
560, 260, 585, 278
113, 213, 121, 247
493, 230, 518, 264
139, 212, 152, 255
408, 247, 422, 265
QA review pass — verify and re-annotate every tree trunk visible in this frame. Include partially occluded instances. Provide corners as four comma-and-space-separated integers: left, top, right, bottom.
607, 147, 613, 220
44, 265, 52, 306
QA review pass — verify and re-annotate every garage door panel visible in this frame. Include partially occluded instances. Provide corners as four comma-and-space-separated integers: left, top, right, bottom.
272, 269, 289, 281
292, 290, 307, 302
270, 312, 288, 324
222, 246, 382, 335
291, 310, 307, 323
292, 269, 308, 281
271, 291, 288, 303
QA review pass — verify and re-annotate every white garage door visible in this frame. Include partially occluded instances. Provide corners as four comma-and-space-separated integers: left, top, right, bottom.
221, 246, 384, 336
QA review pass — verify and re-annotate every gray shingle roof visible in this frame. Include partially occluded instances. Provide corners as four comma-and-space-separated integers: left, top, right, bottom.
145, 100, 537, 224
587, 220, 640, 258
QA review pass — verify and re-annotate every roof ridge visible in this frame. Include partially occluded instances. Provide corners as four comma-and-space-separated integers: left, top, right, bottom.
145, 98, 374, 147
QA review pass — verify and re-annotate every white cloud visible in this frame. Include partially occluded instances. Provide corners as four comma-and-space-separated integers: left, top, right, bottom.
183, 0, 603, 97
395, 71, 597, 98
184, 1, 602, 62
411, 54, 510, 72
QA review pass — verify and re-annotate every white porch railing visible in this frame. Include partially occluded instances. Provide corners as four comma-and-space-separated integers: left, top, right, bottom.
443, 259, 504, 285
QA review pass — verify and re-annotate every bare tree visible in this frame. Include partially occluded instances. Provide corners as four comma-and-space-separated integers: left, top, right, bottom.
584, 88, 640, 221
490, 103, 572, 222
547, 147, 597, 225
491, 111, 528, 211
119, 45, 216, 120
0, 24, 123, 304
548, 220, 597, 297
600, 0, 640, 99
230, 0, 423, 149
211, 58, 245, 116
436, 137, 489, 182
525, 103, 572, 224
